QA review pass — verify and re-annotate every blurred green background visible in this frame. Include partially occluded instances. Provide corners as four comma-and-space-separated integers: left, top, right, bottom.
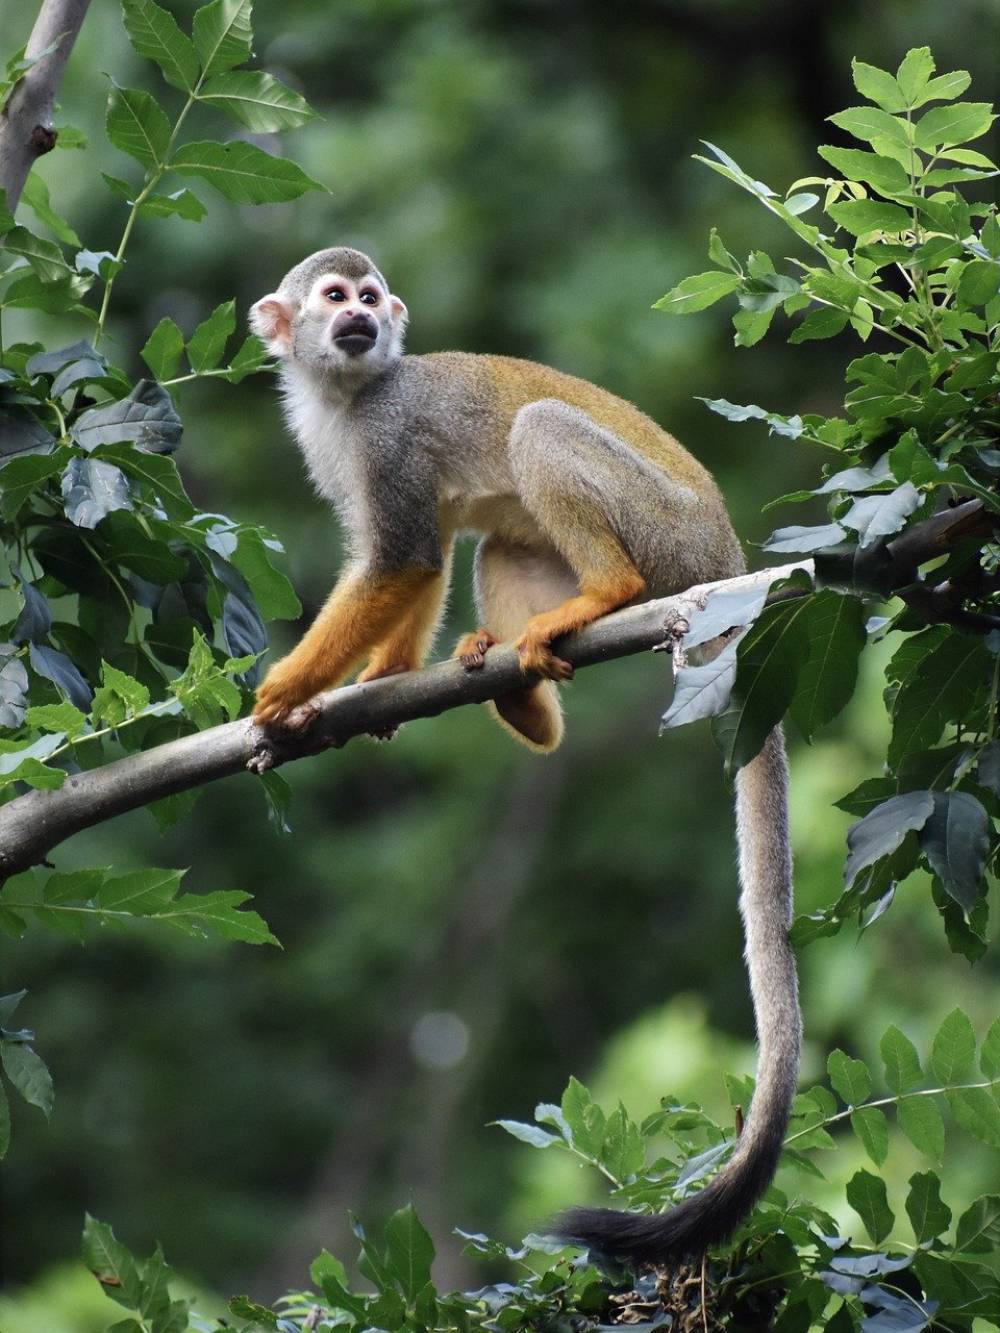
1, 0, 998, 1324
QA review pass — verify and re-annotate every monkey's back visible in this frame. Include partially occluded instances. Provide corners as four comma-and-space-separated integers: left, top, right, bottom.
414, 351, 722, 497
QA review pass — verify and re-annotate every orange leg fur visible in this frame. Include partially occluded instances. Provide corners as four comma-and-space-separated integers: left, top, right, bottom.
254, 567, 439, 724
358, 564, 450, 683
516, 568, 646, 680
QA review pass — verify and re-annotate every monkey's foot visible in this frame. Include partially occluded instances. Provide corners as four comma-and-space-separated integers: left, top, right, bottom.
454, 628, 498, 671
254, 665, 323, 727
515, 634, 574, 682
357, 662, 410, 684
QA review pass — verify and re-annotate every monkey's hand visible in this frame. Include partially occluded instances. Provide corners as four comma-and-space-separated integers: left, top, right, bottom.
254, 657, 324, 728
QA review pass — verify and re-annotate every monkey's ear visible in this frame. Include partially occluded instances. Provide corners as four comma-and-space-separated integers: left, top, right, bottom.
390, 295, 409, 329
250, 294, 295, 355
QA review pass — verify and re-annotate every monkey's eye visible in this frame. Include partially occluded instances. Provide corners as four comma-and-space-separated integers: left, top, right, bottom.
325, 288, 346, 302
359, 291, 379, 305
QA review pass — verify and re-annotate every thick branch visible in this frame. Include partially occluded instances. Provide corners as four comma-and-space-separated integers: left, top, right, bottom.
0, 0, 92, 212
0, 564, 803, 880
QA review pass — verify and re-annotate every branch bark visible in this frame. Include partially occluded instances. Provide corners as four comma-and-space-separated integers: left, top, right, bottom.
0, 562, 805, 881
0, 0, 92, 212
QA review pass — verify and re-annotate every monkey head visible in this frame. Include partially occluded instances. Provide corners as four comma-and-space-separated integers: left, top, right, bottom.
250, 247, 408, 377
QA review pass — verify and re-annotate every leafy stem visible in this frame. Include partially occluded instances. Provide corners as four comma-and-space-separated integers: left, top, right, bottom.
783, 1077, 1000, 1148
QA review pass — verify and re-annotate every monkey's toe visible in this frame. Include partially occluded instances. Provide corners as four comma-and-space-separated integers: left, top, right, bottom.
516, 637, 574, 682
454, 628, 498, 671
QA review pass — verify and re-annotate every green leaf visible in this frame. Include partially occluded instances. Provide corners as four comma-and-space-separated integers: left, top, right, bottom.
187, 299, 235, 371
162, 890, 278, 945
827, 199, 912, 236
0, 1082, 9, 1158
815, 145, 910, 194
193, 0, 253, 79
0, 454, 63, 520
915, 102, 996, 150
711, 596, 814, 775
887, 633, 991, 768
384, 1203, 435, 1301
788, 306, 849, 343
851, 1106, 889, 1166
918, 70, 973, 106
494, 1119, 560, 1149
139, 187, 207, 222
789, 592, 865, 741
225, 333, 270, 382
828, 1048, 872, 1105
931, 1007, 976, 1083
881, 1025, 922, 1094
652, 271, 741, 314
101, 510, 187, 584
980, 1017, 1000, 1079
3, 225, 69, 283
955, 259, 1000, 307
228, 1296, 277, 1328
99, 868, 180, 914
949, 1087, 1000, 1147
708, 227, 740, 273
955, 1195, 1000, 1253
106, 84, 171, 169
905, 1171, 951, 1242
828, 106, 910, 149
121, 0, 199, 93
169, 139, 325, 203
21, 172, 82, 247
732, 307, 774, 346
844, 792, 933, 888
918, 792, 990, 913
898, 1094, 945, 1160
82, 1214, 146, 1307
26, 701, 87, 736
895, 47, 935, 105
72, 381, 182, 454
198, 71, 317, 132
846, 1168, 894, 1243
141, 317, 185, 381
851, 59, 906, 112
0, 1040, 53, 1116
230, 529, 300, 619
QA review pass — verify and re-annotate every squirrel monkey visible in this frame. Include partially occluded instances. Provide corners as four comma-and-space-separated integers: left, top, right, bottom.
249, 247, 799, 1267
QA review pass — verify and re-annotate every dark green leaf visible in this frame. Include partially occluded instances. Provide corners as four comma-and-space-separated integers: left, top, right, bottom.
198, 71, 317, 131
3, 225, 70, 283
187, 299, 235, 372
229, 529, 300, 620
384, 1203, 435, 1300
82, 1214, 146, 1307
169, 140, 326, 204
20, 172, 81, 247
905, 1171, 951, 1242
0, 454, 62, 519
106, 84, 171, 169
898, 1095, 945, 1159
918, 792, 990, 912
948, 1087, 1000, 1147
931, 1007, 976, 1083
955, 1195, 1000, 1253
828, 1049, 872, 1105
789, 592, 865, 741
888, 633, 990, 768
193, 0, 253, 78
140, 317, 185, 381
850, 1106, 889, 1166
121, 0, 199, 92
980, 1017, 1000, 1078
72, 381, 182, 454
846, 1168, 894, 1243
0, 1040, 53, 1116
844, 792, 934, 888
881, 1025, 923, 1094
788, 307, 849, 342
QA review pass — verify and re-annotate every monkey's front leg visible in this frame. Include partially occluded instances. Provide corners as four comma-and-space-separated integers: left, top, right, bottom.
254, 566, 440, 725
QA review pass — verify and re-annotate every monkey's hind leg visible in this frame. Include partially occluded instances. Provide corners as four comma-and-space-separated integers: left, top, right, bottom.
457, 538, 577, 753
508, 400, 653, 679
358, 542, 454, 683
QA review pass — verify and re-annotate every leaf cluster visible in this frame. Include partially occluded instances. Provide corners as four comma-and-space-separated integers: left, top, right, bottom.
657, 48, 1000, 958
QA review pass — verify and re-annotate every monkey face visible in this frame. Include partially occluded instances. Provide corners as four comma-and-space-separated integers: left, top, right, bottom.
250, 251, 408, 379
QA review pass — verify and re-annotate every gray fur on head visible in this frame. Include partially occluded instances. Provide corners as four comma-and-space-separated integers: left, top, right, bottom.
279, 247, 387, 300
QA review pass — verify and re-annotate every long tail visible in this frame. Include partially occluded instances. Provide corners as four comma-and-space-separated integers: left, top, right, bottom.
553, 726, 800, 1268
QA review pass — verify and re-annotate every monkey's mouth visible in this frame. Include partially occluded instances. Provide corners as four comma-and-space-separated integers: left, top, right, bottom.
331, 314, 378, 357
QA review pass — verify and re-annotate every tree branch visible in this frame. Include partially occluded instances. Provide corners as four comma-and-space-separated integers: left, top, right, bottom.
0, 0, 92, 212
0, 563, 804, 881
1, 495, 995, 882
